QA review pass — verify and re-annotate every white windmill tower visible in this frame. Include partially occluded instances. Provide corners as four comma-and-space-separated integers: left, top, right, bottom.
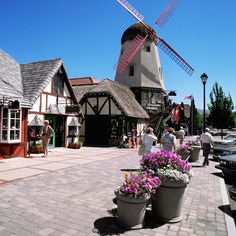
114, 0, 194, 131
115, 21, 166, 109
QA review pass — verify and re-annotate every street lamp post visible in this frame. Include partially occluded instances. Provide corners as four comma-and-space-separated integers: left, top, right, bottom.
200, 73, 208, 132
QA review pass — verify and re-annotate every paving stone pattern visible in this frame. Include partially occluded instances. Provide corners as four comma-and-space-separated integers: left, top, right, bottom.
0, 146, 233, 235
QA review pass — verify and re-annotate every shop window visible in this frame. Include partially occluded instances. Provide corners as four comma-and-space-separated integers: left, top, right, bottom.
68, 126, 78, 137
0, 107, 21, 143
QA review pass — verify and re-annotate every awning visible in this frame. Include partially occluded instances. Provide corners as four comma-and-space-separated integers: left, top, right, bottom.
28, 115, 44, 126
68, 117, 81, 127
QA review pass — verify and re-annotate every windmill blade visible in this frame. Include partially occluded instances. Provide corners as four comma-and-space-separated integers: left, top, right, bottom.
155, 0, 180, 28
116, 0, 144, 22
157, 37, 194, 76
114, 34, 148, 74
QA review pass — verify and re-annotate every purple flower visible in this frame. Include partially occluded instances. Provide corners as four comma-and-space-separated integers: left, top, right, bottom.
119, 172, 161, 198
140, 150, 192, 182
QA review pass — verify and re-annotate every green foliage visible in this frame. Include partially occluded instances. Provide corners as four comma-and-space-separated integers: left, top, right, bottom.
208, 82, 235, 129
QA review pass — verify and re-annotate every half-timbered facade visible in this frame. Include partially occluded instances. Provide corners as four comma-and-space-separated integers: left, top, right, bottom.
23, 59, 81, 150
0, 50, 80, 158
72, 79, 149, 146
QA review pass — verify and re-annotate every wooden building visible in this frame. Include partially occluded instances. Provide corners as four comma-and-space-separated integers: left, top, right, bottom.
72, 78, 149, 146
0, 50, 80, 158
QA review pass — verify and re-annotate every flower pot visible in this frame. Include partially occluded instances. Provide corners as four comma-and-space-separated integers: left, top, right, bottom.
189, 145, 201, 162
151, 179, 189, 223
176, 149, 190, 160
31, 145, 43, 153
114, 189, 150, 229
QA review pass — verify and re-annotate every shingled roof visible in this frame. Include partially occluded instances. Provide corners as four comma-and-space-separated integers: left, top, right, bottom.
73, 79, 149, 119
0, 50, 76, 108
21, 59, 63, 107
0, 50, 23, 100
70, 77, 99, 86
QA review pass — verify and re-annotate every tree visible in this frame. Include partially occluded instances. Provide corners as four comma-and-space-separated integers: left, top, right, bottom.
208, 83, 235, 132
191, 98, 202, 135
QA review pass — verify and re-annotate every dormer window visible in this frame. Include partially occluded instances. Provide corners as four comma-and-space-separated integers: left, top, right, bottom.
52, 72, 63, 95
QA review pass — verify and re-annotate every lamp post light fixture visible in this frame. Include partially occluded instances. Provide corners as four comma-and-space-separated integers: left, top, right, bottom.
168, 91, 177, 96
200, 73, 208, 132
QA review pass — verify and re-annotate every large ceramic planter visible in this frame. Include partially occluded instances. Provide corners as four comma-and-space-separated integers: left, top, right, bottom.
114, 189, 150, 229
189, 146, 201, 162
151, 179, 189, 223
176, 149, 190, 160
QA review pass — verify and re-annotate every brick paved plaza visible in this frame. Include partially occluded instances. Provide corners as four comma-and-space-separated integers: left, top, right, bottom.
0, 146, 235, 235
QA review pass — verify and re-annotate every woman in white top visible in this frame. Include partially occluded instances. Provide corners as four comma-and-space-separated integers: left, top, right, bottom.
140, 127, 157, 155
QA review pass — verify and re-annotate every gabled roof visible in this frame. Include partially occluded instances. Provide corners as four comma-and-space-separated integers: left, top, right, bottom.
73, 79, 149, 119
70, 77, 100, 86
0, 50, 23, 100
21, 59, 63, 107
1, 50, 77, 109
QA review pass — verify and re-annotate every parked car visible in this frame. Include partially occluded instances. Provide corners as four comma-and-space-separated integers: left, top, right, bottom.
210, 129, 229, 136
229, 185, 236, 201
213, 134, 236, 146
215, 154, 236, 181
212, 145, 236, 160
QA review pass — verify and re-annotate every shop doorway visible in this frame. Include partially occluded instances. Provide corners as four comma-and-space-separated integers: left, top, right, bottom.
45, 115, 65, 148
85, 115, 110, 146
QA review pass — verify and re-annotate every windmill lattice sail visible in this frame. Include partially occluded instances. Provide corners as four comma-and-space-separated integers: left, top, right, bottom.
116, 0, 144, 22
157, 37, 194, 76
155, 0, 180, 28
115, 0, 194, 76
115, 34, 148, 74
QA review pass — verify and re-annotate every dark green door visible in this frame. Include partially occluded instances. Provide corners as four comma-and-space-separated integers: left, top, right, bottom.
45, 115, 65, 148
45, 115, 55, 149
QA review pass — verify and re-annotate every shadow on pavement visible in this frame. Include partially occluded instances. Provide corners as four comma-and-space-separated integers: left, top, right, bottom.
218, 204, 233, 218
191, 165, 205, 168
211, 172, 224, 178
93, 209, 165, 235
143, 209, 165, 229
93, 216, 126, 235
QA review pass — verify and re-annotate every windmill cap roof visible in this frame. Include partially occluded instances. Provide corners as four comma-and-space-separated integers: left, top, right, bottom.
121, 22, 156, 44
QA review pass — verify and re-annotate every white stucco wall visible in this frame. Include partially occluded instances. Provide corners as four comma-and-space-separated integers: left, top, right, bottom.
115, 40, 165, 90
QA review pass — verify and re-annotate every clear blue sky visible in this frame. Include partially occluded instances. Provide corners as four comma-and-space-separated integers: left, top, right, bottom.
1, 0, 236, 110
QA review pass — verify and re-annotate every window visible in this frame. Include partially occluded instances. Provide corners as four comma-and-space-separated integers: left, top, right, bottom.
51, 73, 63, 95
129, 65, 135, 76
146, 46, 151, 52
1, 107, 21, 143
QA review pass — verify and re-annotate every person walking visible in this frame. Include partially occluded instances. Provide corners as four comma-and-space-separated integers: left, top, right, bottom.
161, 127, 176, 152
140, 127, 157, 155
200, 127, 214, 166
41, 120, 54, 157
178, 126, 185, 145
131, 128, 137, 148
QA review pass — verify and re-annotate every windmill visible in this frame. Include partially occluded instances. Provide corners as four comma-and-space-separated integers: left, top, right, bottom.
114, 0, 194, 76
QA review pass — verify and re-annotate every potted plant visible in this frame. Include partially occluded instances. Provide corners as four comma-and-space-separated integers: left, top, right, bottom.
140, 150, 193, 223
188, 138, 201, 162
114, 172, 160, 229
31, 143, 43, 153
176, 141, 193, 160
68, 141, 83, 149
